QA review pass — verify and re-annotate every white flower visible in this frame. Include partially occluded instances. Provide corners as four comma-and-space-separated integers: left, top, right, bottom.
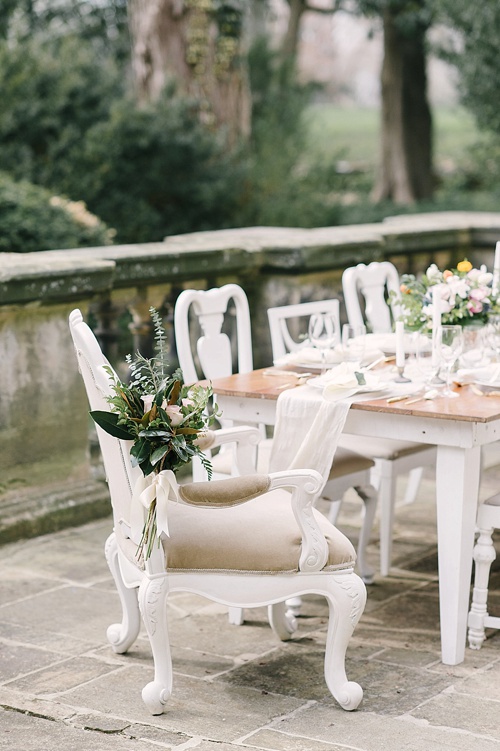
166, 404, 183, 426
142, 394, 154, 413
445, 276, 469, 299
426, 264, 442, 282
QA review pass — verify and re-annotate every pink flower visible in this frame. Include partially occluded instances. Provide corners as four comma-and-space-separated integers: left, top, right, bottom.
182, 398, 195, 409
469, 287, 489, 301
467, 299, 483, 314
166, 404, 183, 426
141, 394, 154, 413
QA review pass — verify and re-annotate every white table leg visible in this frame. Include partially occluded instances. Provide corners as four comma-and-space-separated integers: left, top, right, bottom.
435, 444, 480, 665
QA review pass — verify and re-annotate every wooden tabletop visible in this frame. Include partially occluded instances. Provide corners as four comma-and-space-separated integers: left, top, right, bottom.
210, 367, 500, 424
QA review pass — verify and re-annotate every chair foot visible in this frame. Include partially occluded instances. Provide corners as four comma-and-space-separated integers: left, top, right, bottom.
228, 606, 244, 625
104, 533, 141, 653
142, 681, 171, 715
269, 601, 298, 641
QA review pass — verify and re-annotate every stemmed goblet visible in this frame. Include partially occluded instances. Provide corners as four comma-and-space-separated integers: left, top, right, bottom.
308, 313, 338, 370
438, 325, 463, 398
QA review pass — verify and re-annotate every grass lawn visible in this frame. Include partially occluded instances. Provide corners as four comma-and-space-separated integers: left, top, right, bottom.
303, 104, 481, 170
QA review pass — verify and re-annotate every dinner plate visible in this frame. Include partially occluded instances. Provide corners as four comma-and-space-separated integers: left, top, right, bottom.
307, 374, 387, 394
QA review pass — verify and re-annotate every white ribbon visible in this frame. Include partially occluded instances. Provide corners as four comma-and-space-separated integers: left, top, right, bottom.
130, 469, 180, 543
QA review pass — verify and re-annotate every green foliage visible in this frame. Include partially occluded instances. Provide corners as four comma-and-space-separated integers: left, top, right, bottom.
234, 37, 343, 228
0, 34, 123, 187
0, 171, 113, 252
66, 92, 244, 243
436, 0, 500, 136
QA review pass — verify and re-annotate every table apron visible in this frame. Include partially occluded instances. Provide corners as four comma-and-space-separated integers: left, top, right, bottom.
216, 395, 500, 449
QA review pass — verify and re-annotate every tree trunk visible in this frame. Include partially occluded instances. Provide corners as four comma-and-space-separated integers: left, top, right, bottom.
372, 7, 434, 203
127, 0, 251, 144
282, 0, 307, 64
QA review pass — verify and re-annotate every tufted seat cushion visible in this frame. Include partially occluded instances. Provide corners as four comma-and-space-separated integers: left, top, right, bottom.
162, 488, 356, 574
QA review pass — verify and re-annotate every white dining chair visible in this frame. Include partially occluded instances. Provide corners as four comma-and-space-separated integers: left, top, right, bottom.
69, 308, 367, 715
341, 261, 437, 575
468, 495, 500, 649
174, 284, 379, 587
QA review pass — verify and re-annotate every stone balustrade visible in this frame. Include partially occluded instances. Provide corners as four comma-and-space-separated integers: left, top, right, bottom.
1, 211, 500, 542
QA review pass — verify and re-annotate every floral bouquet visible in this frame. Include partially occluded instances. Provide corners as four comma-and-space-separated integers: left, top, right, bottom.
396, 259, 500, 331
90, 307, 216, 559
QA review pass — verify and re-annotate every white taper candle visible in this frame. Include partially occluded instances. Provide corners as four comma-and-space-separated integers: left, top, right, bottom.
395, 320, 405, 368
432, 285, 442, 368
493, 241, 500, 296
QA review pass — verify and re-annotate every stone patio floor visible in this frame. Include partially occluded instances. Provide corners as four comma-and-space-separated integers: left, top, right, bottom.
1, 461, 500, 751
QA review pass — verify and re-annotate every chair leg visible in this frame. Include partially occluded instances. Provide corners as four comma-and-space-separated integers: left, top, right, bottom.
468, 525, 496, 650
138, 575, 172, 715
327, 499, 342, 525
402, 466, 423, 506
268, 601, 298, 641
323, 572, 366, 711
378, 467, 397, 577
353, 485, 378, 585
104, 533, 141, 653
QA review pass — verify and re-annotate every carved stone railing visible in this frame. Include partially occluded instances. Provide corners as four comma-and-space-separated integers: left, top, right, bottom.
1, 211, 499, 542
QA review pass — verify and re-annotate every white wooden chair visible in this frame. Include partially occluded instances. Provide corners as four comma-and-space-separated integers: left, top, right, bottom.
175, 285, 378, 586
69, 308, 366, 715
468, 495, 500, 649
341, 262, 437, 575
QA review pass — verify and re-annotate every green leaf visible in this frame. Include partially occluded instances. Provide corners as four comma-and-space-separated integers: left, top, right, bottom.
150, 444, 171, 466
130, 436, 151, 464
354, 372, 366, 386
90, 411, 135, 440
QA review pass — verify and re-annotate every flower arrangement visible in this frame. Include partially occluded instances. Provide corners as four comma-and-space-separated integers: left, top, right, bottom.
396, 259, 500, 331
90, 307, 216, 558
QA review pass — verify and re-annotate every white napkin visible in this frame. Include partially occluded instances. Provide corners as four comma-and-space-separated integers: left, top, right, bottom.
274, 345, 384, 369
269, 385, 352, 499
314, 362, 383, 402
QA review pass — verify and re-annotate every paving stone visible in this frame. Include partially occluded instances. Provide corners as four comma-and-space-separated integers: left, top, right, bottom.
7, 655, 121, 695
1, 585, 121, 645
270, 703, 500, 751
61, 665, 305, 742
410, 691, 500, 740
125, 722, 191, 746
0, 618, 97, 655
0, 641, 68, 683
0, 707, 163, 751
0, 570, 60, 605
242, 728, 362, 751
72, 713, 131, 733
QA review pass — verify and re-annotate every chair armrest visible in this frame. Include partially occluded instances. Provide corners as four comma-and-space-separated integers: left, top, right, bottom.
269, 470, 327, 573
195, 426, 262, 476
179, 468, 327, 574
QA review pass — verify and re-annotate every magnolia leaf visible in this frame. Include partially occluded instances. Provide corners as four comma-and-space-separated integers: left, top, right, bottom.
130, 436, 150, 464
354, 372, 366, 386
168, 380, 181, 405
150, 444, 171, 466
90, 411, 135, 440
140, 428, 173, 438
177, 427, 198, 435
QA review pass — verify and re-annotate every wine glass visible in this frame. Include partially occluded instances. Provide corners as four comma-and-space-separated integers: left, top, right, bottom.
415, 330, 440, 386
342, 323, 366, 363
438, 325, 463, 398
308, 313, 338, 369
485, 315, 500, 362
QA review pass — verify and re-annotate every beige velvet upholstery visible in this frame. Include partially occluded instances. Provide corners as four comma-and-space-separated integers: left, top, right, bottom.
165, 489, 356, 574
328, 447, 374, 479
179, 474, 272, 507
336, 435, 424, 462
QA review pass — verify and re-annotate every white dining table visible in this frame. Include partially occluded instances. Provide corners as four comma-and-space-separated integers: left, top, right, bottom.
210, 367, 500, 666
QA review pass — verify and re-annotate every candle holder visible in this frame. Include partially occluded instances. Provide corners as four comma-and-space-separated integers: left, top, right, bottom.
394, 365, 411, 383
